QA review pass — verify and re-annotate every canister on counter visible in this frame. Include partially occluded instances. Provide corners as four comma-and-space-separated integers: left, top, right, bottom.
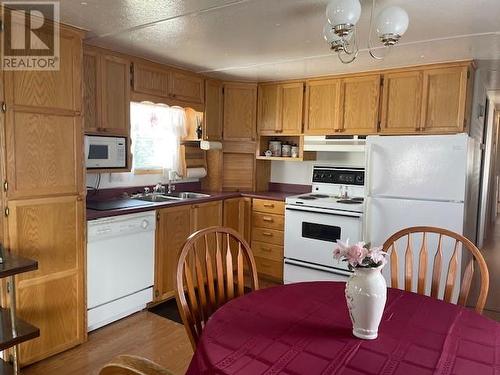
269, 139, 282, 157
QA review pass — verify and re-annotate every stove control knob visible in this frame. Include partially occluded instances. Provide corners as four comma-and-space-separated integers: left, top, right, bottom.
356, 175, 364, 184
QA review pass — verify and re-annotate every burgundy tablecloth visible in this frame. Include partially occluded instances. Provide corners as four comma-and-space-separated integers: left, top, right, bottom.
186, 282, 499, 375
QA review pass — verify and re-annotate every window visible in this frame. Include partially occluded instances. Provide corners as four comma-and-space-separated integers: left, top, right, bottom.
130, 102, 187, 174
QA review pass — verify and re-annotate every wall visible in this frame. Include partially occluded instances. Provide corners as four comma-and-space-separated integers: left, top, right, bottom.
270, 151, 365, 185
86, 172, 198, 191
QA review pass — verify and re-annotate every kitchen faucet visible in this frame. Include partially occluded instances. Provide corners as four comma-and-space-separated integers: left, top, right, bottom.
153, 183, 166, 194
167, 170, 180, 194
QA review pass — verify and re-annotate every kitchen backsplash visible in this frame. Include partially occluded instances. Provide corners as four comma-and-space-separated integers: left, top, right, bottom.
270, 151, 365, 185
86, 171, 198, 190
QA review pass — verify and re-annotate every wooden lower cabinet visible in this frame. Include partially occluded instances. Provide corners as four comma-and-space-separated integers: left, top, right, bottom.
154, 205, 191, 302
7, 196, 85, 365
154, 201, 222, 302
251, 199, 284, 282
223, 197, 252, 243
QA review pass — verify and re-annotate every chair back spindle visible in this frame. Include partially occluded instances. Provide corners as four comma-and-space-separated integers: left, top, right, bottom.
176, 227, 259, 349
383, 226, 489, 313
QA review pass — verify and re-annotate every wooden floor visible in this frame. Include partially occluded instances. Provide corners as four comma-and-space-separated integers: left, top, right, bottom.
480, 217, 500, 321
22, 311, 193, 375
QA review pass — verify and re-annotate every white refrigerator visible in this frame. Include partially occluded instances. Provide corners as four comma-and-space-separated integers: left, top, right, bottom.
365, 133, 475, 302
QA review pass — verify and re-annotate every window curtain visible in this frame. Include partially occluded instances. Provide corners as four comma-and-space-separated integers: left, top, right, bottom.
130, 101, 187, 176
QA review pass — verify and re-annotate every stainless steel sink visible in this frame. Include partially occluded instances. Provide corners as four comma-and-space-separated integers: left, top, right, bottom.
167, 192, 211, 199
135, 194, 181, 203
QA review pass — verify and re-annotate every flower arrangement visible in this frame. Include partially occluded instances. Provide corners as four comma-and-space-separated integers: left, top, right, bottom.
333, 240, 386, 270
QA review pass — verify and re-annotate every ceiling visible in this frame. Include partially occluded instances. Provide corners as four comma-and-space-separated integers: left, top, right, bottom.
58, 0, 500, 81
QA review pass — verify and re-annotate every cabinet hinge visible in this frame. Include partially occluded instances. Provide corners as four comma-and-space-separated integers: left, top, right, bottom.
4, 207, 9, 217
156, 212, 160, 221
380, 77, 384, 86
130, 63, 134, 87
1, 102, 6, 113
303, 85, 306, 93
0, 20, 3, 32
222, 87, 225, 95
3, 180, 7, 192
467, 70, 470, 79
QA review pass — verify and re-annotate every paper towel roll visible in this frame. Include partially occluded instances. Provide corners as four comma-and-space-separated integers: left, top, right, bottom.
200, 140, 223, 150
186, 167, 207, 179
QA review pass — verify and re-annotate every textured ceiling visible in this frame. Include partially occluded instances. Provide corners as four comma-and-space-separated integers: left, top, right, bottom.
59, 0, 500, 81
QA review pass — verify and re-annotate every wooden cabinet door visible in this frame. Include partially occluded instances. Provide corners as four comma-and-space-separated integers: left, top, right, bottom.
380, 71, 423, 133
4, 31, 82, 113
169, 71, 204, 104
155, 205, 191, 301
191, 201, 223, 232
280, 82, 304, 134
257, 84, 280, 135
132, 63, 170, 97
341, 75, 380, 134
420, 66, 468, 133
204, 79, 223, 141
83, 49, 100, 132
222, 153, 255, 191
5, 111, 83, 199
223, 83, 257, 141
223, 197, 251, 243
305, 79, 342, 134
7, 196, 85, 365
101, 55, 130, 135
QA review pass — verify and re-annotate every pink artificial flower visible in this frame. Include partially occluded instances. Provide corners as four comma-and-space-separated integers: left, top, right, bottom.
333, 239, 349, 261
346, 242, 368, 267
367, 246, 387, 265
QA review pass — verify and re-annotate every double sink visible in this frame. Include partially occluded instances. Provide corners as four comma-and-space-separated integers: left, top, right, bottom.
134, 191, 211, 203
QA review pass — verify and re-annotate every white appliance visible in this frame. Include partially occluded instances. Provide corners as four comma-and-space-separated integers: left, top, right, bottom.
87, 211, 155, 331
85, 135, 127, 169
284, 166, 365, 283
365, 133, 473, 301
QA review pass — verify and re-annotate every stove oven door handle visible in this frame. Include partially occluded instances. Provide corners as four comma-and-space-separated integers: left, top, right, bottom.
285, 206, 363, 218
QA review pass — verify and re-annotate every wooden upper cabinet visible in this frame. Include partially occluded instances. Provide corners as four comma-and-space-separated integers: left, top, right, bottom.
341, 74, 380, 134
305, 79, 343, 134
280, 82, 304, 134
420, 66, 469, 133
101, 55, 130, 135
83, 47, 130, 135
5, 111, 83, 199
222, 152, 255, 191
132, 63, 170, 97
257, 84, 280, 135
380, 71, 423, 133
204, 79, 223, 141
169, 71, 204, 104
223, 83, 257, 141
4, 31, 82, 113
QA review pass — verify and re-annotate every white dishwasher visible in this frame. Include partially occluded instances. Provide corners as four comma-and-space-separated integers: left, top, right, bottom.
87, 211, 156, 332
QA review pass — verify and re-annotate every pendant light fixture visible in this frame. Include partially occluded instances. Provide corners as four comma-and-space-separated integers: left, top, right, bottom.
323, 0, 409, 64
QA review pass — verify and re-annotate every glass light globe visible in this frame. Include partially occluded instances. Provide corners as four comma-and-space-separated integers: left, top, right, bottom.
323, 23, 341, 44
326, 0, 361, 27
376, 6, 409, 37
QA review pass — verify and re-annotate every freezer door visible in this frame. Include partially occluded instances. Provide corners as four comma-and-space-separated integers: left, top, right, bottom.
366, 134, 468, 201
366, 196, 464, 302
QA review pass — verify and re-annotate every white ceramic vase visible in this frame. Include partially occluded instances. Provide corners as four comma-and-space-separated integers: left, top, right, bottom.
345, 265, 387, 340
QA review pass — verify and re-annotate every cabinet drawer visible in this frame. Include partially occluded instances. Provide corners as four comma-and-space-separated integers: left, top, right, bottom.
254, 256, 283, 280
252, 227, 283, 246
252, 199, 284, 215
251, 241, 283, 262
252, 212, 284, 230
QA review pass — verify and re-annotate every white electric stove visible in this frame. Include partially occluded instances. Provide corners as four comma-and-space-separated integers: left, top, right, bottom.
284, 165, 366, 284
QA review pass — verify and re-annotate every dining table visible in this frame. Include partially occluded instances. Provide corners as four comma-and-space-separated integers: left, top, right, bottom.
186, 281, 499, 375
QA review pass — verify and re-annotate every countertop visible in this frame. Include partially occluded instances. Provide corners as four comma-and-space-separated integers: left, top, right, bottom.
86, 190, 299, 221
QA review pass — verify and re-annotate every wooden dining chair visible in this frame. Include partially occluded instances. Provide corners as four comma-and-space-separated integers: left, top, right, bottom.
383, 226, 489, 313
175, 226, 259, 349
99, 355, 173, 375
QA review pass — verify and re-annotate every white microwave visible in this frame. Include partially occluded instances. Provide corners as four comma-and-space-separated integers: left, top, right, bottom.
85, 135, 127, 169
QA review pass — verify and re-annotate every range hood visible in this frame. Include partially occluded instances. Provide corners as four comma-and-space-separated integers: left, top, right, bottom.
303, 135, 366, 152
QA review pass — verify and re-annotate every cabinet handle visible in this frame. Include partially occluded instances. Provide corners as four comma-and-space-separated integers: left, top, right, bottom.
263, 203, 274, 208
262, 231, 273, 236
155, 290, 159, 298
262, 216, 273, 222
261, 247, 272, 252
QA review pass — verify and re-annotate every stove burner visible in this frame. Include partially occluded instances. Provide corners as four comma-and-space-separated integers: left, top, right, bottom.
309, 194, 329, 198
337, 199, 362, 204
297, 195, 318, 200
